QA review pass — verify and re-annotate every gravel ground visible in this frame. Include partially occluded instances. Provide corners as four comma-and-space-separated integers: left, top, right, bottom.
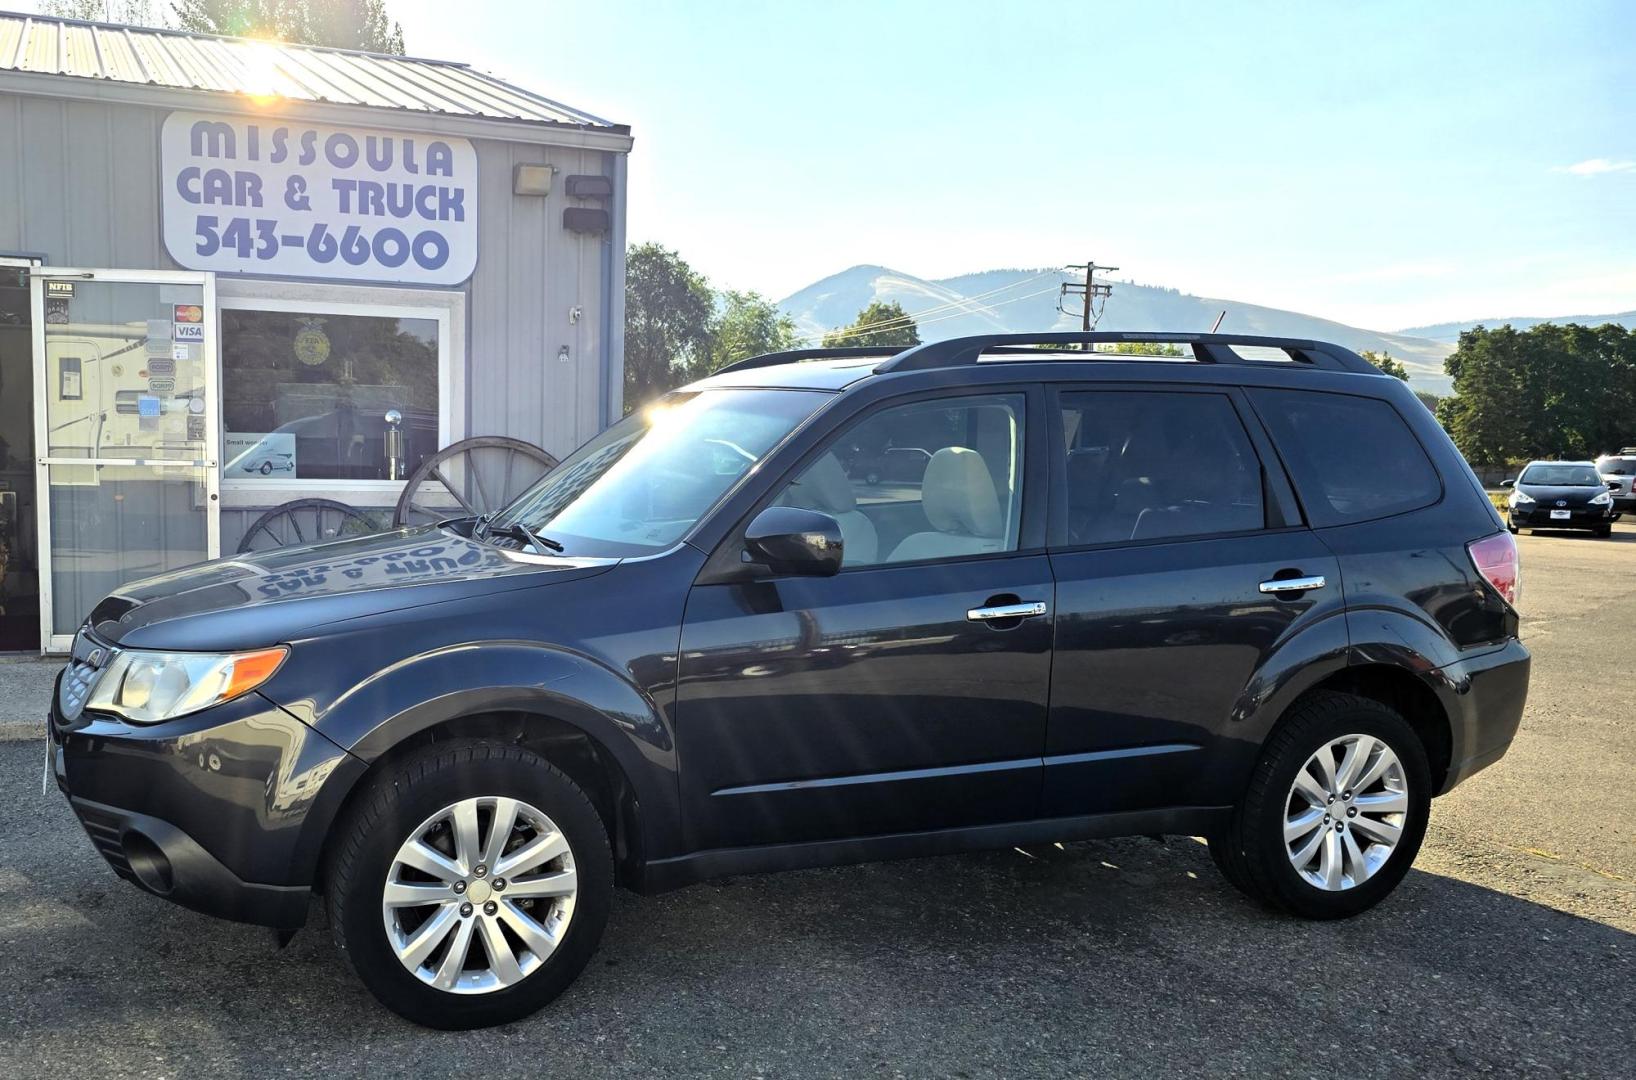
0, 526, 1630, 1079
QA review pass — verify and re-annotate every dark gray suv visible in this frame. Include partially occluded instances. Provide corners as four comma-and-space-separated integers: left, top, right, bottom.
48, 332, 1530, 1028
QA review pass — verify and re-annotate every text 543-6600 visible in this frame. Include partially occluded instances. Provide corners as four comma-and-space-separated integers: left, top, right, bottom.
192, 216, 451, 272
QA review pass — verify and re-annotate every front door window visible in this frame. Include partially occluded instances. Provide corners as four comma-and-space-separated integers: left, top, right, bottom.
771, 393, 1026, 568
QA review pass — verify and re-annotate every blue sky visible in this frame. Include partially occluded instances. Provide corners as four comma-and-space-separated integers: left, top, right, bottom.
21, 0, 1636, 328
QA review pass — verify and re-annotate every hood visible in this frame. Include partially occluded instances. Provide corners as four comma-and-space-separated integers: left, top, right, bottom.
1516, 483, 1607, 506
88, 525, 617, 651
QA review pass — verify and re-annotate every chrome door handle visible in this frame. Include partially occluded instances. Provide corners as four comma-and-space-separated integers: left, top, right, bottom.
1259, 575, 1326, 594
966, 601, 1048, 622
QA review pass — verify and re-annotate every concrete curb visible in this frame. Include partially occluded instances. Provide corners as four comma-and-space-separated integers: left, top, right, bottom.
1, 720, 45, 742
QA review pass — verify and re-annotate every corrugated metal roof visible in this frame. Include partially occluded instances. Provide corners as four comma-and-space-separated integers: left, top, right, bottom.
0, 11, 624, 133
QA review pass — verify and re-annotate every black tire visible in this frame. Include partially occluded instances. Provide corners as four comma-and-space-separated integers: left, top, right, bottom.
1208, 691, 1431, 919
260, 461, 273, 475
325, 741, 613, 1029
1595, 526, 1613, 538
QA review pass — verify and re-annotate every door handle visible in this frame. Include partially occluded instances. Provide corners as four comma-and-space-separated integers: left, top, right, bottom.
1258, 575, 1327, 594
966, 601, 1049, 622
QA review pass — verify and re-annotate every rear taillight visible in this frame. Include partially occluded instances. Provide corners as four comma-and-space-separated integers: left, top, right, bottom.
1468, 531, 1520, 606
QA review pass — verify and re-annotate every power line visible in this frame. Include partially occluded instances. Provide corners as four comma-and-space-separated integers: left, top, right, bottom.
801, 268, 1062, 345
798, 285, 1062, 346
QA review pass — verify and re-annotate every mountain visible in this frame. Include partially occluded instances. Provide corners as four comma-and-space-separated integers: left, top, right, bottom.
1395, 312, 1636, 343
779, 265, 1457, 393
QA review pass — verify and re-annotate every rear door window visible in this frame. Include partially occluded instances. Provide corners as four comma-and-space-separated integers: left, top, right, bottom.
1056, 390, 1266, 546
1249, 388, 1440, 525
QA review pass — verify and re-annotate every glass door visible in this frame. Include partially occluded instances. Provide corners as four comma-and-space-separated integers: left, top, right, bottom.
32, 271, 218, 652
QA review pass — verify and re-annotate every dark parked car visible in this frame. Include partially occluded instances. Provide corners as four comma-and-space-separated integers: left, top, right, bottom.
1595, 452, 1636, 512
1502, 460, 1621, 536
49, 332, 1529, 1029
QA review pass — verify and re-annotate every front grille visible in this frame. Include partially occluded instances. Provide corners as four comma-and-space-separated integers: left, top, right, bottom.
56, 628, 117, 725
73, 803, 133, 878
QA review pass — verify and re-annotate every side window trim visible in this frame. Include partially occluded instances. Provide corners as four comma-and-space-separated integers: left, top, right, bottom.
1227, 387, 1305, 529
1044, 383, 1284, 552
698, 384, 1046, 583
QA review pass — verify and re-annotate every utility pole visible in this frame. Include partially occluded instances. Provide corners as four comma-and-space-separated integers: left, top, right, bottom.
1061, 260, 1118, 349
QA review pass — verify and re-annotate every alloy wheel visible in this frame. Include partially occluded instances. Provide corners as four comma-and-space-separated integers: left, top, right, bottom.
382, 796, 578, 994
1284, 734, 1409, 891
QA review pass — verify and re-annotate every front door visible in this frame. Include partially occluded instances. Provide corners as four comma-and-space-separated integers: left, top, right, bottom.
676, 389, 1052, 851
32, 271, 218, 652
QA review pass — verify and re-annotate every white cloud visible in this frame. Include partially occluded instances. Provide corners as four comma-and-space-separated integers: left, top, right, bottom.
1555, 158, 1636, 177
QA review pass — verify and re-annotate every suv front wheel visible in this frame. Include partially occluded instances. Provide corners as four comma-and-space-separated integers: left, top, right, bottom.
1209, 691, 1432, 919
325, 741, 614, 1028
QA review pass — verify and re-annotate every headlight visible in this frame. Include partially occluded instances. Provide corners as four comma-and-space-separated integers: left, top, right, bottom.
85, 647, 287, 724
1591, 491, 1613, 506
1511, 490, 1535, 505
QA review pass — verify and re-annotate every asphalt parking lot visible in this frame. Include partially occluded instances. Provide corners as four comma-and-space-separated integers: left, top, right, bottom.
1, 526, 1631, 1079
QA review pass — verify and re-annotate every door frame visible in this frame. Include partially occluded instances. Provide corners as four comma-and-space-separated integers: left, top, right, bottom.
0, 256, 39, 652
30, 268, 219, 652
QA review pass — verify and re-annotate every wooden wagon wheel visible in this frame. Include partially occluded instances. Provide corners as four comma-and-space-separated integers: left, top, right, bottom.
392, 436, 558, 528
237, 499, 379, 554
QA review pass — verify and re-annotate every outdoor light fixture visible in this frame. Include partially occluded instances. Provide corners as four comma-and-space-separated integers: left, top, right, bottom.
563, 207, 610, 234
513, 163, 555, 196
564, 174, 613, 199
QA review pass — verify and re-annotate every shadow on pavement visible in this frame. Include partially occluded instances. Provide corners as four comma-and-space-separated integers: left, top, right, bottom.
2, 776, 1630, 1078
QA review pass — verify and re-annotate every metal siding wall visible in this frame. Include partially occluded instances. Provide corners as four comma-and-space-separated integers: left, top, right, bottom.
108, 107, 163, 268
0, 95, 21, 249
465, 137, 613, 461
18, 97, 68, 259
63, 100, 113, 266
506, 141, 549, 451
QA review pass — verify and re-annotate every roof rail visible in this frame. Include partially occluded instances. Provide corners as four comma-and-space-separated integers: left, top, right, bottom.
713, 346, 900, 375
875, 332, 1381, 375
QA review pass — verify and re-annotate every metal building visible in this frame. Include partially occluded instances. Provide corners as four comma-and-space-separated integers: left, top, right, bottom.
0, 12, 630, 652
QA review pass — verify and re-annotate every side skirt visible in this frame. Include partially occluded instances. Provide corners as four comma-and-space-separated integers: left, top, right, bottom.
635, 806, 1232, 893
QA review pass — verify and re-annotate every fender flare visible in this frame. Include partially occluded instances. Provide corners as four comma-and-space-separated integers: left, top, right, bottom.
290, 641, 681, 885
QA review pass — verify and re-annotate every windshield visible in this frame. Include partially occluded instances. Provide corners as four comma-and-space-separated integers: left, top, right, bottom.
1520, 464, 1602, 486
1597, 457, 1636, 476
490, 389, 828, 556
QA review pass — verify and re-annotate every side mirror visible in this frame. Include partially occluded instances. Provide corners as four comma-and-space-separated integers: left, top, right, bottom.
1612, 481, 1622, 491
1500, 479, 1515, 489
744, 506, 843, 577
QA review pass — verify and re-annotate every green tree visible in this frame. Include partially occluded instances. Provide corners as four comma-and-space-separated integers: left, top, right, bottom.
170, 0, 405, 51
822, 300, 921, 350
623, 243, 715, 410
1437, 322, 1636, 463
708, 290, 801, 371
1111, 341, 1184, 356
42, 0, 160, 23
1361, 350, 1410, 381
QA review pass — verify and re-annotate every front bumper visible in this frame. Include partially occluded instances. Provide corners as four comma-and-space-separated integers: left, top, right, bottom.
49, 667, 364, 929
1508, 505, 1619, 529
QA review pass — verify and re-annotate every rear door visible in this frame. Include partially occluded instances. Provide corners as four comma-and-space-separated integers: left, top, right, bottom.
1043, 385, 1345, 815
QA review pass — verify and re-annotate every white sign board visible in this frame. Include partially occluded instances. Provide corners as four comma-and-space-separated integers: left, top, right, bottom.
161, 112, 477, 286
225, 431, 298, 477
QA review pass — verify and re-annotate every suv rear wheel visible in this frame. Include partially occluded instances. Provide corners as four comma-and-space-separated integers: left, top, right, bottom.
326, 741, 613, 1028
1209, 691, 1431, 919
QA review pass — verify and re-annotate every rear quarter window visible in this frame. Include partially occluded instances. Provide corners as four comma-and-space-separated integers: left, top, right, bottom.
1248, 388, 1441, 526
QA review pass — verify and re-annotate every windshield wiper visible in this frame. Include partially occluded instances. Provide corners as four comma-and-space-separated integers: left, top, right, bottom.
487, 519, 564, 553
